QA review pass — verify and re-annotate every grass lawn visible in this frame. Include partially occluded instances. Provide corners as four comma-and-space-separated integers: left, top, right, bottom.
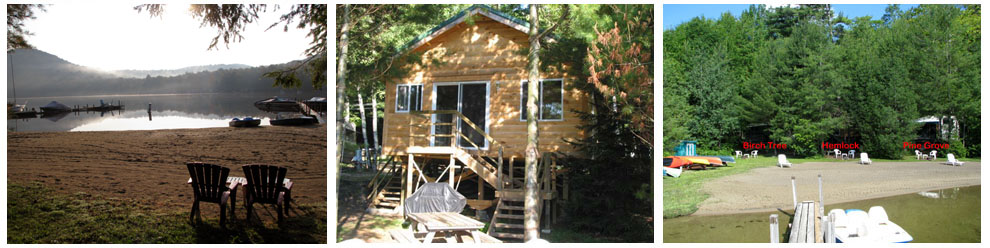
7, 182, 327, 244
662, 154, 980, 218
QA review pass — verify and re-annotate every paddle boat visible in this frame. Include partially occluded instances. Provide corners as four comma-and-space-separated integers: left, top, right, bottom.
229, 117, 262, 127
829, 207, 913, 243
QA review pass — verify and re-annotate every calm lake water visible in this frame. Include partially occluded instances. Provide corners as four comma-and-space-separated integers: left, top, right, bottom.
663, 186, 981, 243
7, 93, 325, 132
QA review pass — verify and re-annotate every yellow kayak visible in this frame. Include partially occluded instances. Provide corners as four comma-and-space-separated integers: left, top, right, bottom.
684, 158, 711, 165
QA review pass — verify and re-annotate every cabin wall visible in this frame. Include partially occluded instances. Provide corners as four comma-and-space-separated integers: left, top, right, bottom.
383, 16, 589, 158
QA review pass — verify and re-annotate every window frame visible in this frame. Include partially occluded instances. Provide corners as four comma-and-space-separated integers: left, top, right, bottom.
395, 84, 423, 113
519, 78, 565, 121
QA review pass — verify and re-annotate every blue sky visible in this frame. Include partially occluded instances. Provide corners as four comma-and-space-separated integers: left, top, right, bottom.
663, 4, 920, 30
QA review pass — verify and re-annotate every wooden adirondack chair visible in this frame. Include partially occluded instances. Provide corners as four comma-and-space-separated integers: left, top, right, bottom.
242, 164, 294, 222
186, 162, 236, 228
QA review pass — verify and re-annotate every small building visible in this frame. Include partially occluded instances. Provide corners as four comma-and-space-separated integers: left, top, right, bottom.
369, 5, 582, 240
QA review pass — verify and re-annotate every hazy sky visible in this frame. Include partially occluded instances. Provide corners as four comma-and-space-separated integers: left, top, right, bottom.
21, 4, 312, 71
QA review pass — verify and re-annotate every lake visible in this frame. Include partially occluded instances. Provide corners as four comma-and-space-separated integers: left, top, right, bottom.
7, 93, 326, 132
663, 186, 981, 243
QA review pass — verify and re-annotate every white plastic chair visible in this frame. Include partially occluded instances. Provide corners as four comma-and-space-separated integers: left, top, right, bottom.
944, 154, 965, 166
859, 153, 872, 164
915, 150, 922, 160
751, 150, 758, 158
847, 150, 856, 159
833, 149, 841, 159
929, 150, 938, 160
735, 150, 743, 159
777, 154, 792, 168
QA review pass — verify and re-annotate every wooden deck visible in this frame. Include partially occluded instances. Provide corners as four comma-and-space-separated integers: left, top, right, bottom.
789, 201, 822, 243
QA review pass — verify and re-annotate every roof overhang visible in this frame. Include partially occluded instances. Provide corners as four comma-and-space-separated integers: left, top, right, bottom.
398, 5, 555, 55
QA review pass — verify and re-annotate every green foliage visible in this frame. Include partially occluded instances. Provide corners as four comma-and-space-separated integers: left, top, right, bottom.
6, 4, 45, 51
561, 5, 653, 242
663, 4, 980, 159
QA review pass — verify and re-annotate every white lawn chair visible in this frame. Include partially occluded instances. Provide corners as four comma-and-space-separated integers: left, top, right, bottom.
777, 154, 792, 168
929, 150, 938, 160
750, 150, 758, 158
735, 150, 743, 159
944, 154, 965, 166
847, 150, 856, 159
859, 153, 872, 164
833, 149, 842, 159
915, 150, 922, 160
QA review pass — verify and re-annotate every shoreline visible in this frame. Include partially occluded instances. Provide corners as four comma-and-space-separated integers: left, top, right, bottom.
7, 125, 327, 213
690, 161, 981, 216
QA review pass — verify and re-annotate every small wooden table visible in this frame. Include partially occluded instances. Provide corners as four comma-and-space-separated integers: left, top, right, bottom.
407, 212, 486, 243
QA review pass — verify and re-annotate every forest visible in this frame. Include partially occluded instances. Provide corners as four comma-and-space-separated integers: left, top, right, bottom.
663, 4, 980, 159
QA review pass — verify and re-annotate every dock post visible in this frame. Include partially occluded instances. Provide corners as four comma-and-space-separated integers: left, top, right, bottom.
791, 176, 797, 208
769, 214, 779, 243
826, 212, 836, 243
818, 174, 824, 217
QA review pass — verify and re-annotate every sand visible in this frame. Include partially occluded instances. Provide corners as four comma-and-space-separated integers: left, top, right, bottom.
693, 161, 980, 215
7, 125, 327, 213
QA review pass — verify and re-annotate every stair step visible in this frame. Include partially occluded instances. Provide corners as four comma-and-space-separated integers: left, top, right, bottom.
383, 192, 401, 196
381, 197, 400, 201
385, 186, 401, 190
500, 205, 524, 210
491, 232, 524, 239
498, 214, 524, 219
493, 223, 523, 229
377, 202, 399, 207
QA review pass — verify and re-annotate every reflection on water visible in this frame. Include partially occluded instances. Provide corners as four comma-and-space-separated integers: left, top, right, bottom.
663, 186, 981, 243
7, 93, 324, 132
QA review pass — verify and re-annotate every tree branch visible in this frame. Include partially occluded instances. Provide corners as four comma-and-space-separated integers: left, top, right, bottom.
536, 4, 570, 39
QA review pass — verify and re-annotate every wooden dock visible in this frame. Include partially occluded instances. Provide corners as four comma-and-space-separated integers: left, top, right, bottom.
771, 175, 834, 243
789, 201, 822, 243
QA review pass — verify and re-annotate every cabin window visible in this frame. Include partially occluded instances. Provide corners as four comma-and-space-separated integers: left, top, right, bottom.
396, 84, 422, 112
520, 79, 564, 121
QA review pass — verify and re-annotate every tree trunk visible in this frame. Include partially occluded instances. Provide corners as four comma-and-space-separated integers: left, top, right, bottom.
358, 92, 370, 170
524, 4, 542, 242
371, 95, 380, 165
336, 4, 351, 174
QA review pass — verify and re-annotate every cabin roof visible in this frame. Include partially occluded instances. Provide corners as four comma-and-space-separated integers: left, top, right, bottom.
396, 4, 551, 55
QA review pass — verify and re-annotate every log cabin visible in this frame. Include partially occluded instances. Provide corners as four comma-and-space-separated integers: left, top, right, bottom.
366, 5, 585, 240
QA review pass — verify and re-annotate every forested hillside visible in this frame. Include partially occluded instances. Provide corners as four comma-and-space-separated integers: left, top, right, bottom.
7, 49, 323, 97
663, 4, 980, 158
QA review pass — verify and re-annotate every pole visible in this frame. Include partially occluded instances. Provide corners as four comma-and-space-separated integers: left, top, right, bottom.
9, 52, 16, 106
769, 214, 779, 243
357, 93, 370, 170
818, 174, 824, 217
791, 176, 797, 208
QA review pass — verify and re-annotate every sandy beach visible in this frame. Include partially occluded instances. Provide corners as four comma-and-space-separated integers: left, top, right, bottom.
693, 161, 980, 215
7, 125, 327, 212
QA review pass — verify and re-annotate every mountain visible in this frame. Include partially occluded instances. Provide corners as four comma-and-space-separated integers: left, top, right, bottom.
6, 49, 324, 98
113, 64, 252, 78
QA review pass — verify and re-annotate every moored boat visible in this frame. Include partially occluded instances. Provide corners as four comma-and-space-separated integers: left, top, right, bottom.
40, 101, 71, 113
302, 97, 327, 113
830, 207, 913, 243
254, 97, 300, 112
270, 114, 317, 126
229, 117, 262, 127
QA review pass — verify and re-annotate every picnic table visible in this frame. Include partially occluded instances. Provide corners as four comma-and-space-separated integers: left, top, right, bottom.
407, 212, 486, 243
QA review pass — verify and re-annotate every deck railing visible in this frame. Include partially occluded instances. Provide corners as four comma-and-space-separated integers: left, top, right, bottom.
408, 110, 505, 191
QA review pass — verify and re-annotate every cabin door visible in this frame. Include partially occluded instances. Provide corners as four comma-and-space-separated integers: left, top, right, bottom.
432, 82, 488, 149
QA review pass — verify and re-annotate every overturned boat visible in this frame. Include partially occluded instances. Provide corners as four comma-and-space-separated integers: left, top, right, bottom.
229, 117, 262, 127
